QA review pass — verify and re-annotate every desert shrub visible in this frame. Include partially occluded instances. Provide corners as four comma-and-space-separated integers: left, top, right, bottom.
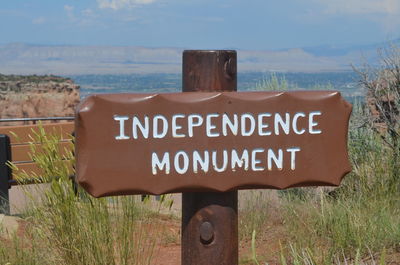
239, 190, 271, 240
255, 72, 334, 91
1, 124, 161, 265
279, 101, 400, 263
353, 44, 400, 192
248, 68, 400, 264
255, 73, 289, 91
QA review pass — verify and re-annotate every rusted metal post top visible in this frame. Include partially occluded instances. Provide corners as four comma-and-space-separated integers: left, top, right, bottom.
182, 50, 237, 92
183, 50, 236, 53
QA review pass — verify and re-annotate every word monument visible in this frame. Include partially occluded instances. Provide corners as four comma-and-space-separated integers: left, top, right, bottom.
75, 50, 352, 265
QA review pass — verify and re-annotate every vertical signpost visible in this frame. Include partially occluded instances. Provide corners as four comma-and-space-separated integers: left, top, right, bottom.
75, 50, 352, 265
181, 50, 238, 265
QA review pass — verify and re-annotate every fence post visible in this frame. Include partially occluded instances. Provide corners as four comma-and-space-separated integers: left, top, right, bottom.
0, 135, 11, 214
181, 50, 238, 265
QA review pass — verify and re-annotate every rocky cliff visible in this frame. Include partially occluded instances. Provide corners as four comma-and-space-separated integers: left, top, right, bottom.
0, 74, 80, 123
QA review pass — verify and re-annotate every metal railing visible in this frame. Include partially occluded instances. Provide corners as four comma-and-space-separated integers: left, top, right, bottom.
0, 117, 74, 123
0, 118, 76, 213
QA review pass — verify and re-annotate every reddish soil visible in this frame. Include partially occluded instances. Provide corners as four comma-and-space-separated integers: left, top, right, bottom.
153, 245, 181, 265
4, 211, 400, 265
151, 216, 181, 265
152, 209, 288, 265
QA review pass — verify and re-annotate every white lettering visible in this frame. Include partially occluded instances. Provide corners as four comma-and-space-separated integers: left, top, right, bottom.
251, 148, 265, 171
133, 116, 149, 139
172, 114, 185, 138
212, 150, 228, 172
309, 111, 322, 134
274, 113, 290, 135
206, 114, 220, 137
258, 113, 272, 136
153, 115, 168, 138
241, 113, 256, 136
193, 150, 209, 173
174, 151, 189, 174
151, 147, 302, 174
114, 115, 129, 140
231, 149, 249, 171
222, 113, 238, 136
151, 152, 170, 175
267, 149, 283, 170
292, 112, 306, 135
286, 147, 301, 170
188, 114, 204, 138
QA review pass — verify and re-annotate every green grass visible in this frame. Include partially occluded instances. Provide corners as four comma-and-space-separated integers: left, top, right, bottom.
1, 125, 165, 265
239, 75, 400, 264
239, 190, 271, 241
255, 72, 334, 91
2, 73, 400, 264
239, 121, 400, 263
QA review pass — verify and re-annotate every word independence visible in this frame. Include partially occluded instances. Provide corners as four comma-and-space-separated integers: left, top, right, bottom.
113, 111, 322, 175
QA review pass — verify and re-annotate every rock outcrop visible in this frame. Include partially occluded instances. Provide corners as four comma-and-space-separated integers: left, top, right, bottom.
0, 74, 79, 124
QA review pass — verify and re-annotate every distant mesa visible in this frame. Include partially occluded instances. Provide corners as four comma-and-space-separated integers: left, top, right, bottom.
0, 42, 383, 75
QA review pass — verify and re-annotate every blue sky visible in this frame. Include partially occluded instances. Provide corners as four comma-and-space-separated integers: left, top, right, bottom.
1, 0, 399, 50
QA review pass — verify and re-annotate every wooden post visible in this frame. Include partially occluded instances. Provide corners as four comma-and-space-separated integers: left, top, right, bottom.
181, 50, 238, 265
0, 135, 11, 214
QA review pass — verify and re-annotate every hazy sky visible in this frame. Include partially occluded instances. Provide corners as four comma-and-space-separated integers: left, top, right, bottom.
1, 0, 399, 50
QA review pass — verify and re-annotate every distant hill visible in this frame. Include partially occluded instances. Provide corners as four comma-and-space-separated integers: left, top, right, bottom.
0, 73, 80, 121
0, 74, 72, 87
0, 42, 384, 75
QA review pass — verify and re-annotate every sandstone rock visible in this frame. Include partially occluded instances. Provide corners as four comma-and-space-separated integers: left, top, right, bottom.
0, 214, 22, 238
0, 75, 80, 125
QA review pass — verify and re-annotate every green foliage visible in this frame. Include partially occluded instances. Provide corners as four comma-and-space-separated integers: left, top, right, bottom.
255, 73, 289, 91
354, 44, 400, 191
251, 230, 261, 265
239, 190, 270, 240
1, 64, 400, 263
0, 232, 56, 265
278, 103, 400, 263
1, 124, 162, 265
240, 74, 400, 263
255, 73, 334, 91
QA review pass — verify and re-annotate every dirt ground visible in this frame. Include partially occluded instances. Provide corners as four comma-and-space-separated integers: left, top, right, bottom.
3, 208, 400, 265
152, 207, 287, 265
151, 209, 400, 265
4, 189, 400, 265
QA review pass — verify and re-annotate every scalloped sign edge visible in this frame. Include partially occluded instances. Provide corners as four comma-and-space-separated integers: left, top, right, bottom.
75, 91, 352, 197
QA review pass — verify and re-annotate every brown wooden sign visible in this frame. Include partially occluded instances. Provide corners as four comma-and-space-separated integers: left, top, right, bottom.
75, 91, 351, 197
